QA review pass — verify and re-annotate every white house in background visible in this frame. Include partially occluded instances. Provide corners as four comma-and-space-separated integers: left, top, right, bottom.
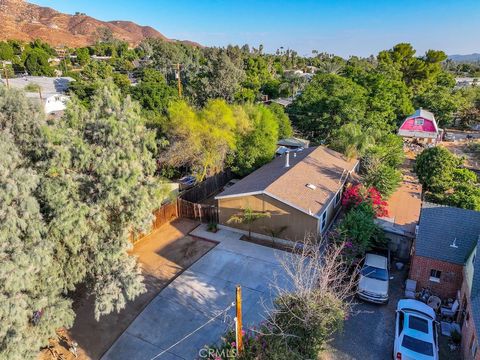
455, 77, 479, 88
44, 94, 70, 114
1, 76, 74, 115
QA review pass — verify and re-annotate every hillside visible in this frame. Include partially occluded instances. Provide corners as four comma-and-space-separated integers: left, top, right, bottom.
0, 0, 184, 47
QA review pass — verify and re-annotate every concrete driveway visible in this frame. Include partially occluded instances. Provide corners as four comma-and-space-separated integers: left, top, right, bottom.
102, 225, 290, 360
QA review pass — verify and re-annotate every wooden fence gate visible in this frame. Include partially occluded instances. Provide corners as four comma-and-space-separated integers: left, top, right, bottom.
178, 198, 219, 224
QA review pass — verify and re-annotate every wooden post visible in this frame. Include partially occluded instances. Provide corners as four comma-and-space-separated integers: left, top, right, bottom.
235, 285, 243, 354
3, 66, 9, 88
176, 63, 182, 97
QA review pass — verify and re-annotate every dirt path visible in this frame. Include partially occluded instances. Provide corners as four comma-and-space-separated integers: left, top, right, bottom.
39, 219, 216, 360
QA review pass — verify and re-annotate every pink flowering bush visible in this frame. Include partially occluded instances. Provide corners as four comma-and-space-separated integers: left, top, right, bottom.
342, 184, 389, 218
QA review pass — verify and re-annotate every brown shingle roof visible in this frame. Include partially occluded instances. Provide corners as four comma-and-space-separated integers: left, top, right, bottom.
216, 146, 358, 218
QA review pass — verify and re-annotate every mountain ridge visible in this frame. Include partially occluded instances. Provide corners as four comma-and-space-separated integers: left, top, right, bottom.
0, 0, 197, 47
448, 53, 480, 63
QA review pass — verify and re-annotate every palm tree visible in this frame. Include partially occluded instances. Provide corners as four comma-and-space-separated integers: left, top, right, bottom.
227, 206, 270, 239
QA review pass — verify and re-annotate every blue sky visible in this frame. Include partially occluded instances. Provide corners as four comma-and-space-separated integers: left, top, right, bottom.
31, 0, 480, 57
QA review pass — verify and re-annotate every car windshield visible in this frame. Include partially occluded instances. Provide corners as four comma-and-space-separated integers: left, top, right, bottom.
361, 265, 388, 281
409, 316, 429, 333
402, 335, 434, 356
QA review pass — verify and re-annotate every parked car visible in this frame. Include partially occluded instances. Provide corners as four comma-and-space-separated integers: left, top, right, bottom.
178, 175, 197, 191
444, 132, 455, 141
394, 299, 439, 360
357, 253, 389, 304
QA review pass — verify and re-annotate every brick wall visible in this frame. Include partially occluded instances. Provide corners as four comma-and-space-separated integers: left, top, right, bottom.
409, 255, 463, 299
460, 277, 480, 360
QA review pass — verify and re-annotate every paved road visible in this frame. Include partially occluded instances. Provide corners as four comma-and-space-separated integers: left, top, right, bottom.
444, 129, 480, 140
102, 225, 290, 360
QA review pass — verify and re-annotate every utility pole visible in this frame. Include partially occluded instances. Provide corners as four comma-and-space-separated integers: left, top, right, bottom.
235, 285, 243, 355
3, 66, 9, 88
38, 87, 43, 101
175, 63, 182, 97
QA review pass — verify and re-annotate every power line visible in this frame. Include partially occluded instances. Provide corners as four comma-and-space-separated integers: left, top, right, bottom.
149, 302, 235, 360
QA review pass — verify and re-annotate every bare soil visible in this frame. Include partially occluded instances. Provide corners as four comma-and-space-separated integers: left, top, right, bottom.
39, 219, 216, 360
441, 139, 480, 169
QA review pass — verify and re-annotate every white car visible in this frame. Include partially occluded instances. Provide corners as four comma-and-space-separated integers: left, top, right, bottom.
357, 253, 389, 304
394, 299, 439, 360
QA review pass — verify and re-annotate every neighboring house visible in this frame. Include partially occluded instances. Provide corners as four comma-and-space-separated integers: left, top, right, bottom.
409, 203, 480, 359
44, 94, 70, 114
459, 243, 480, 360
276, 137, 309, 156
215, 146, 359, 242
410, 203, 480, 299
398, 108, 441, 143
1, 76, 74, 115
266, 97, 294, 107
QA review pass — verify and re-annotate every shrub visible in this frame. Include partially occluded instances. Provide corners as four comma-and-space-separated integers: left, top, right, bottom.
361, 155, 402, 197
342, 184, 388, 217
339, 202, 386, 254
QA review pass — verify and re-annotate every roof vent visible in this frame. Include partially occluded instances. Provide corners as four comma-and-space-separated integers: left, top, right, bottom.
306, 183, 316, 190
450, 238, 458, 249
285, 151, 290, 168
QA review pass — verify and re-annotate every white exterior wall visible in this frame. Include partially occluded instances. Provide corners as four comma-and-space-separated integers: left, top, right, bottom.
44, 95, 69, 114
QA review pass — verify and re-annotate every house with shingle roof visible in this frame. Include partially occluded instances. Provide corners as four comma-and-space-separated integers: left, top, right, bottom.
215, 146, 358, 242
409, 202, 480, 360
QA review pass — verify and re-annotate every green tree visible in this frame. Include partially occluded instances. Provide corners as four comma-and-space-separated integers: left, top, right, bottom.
339, 203, 384, 253
362, 156, 402, 197
415, 147, 462, 193
76, 47, 91, 65
189, 48, 245, 106
161, 99, 244, 180
268, 103, 293, 139
0, 86, 45, 159
289, 73, 367, 142
446, 184, 480, 211
413, 84, 463, 126
227, 206, 270, 239
0, 41, 14, 61
24, 48, 54, 76
39, 82, 168, 319
131, 68, 178, 115
233, 104, 279, 176
330, 122, 377, 160
0, 131, 74, 360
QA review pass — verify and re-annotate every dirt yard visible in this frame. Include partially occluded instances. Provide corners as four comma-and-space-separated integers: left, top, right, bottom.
39, 219, 217, 360
441, 138, 480, 169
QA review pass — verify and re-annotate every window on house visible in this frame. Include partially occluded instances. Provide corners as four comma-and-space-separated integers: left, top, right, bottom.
320, 211, 327, 231
414, 118, 424, 125
335, 191, 341, 205
429, 269, 442, 283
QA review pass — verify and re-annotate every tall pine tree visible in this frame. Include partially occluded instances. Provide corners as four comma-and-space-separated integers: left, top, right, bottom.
39, 82, 168, 319
0, 131, 74, 360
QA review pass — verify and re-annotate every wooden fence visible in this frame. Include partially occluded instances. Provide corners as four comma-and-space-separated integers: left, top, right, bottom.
130, 200, 178, 243
180, 169, 233, 203
178, 198, 219, 224
152, 201, 178, 230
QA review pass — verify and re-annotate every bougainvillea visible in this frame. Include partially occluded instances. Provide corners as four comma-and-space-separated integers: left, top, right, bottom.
342, 184, 389, 217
